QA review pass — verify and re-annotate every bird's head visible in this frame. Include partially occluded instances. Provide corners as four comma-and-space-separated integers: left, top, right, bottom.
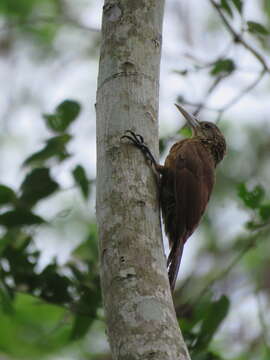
175, 104, 226, 164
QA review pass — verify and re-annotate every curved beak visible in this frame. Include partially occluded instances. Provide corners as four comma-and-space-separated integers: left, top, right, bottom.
174, 104, 200, 128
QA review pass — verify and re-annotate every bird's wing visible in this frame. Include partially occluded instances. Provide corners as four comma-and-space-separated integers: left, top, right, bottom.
163, 139, 215, 291
173, 140, 215, 241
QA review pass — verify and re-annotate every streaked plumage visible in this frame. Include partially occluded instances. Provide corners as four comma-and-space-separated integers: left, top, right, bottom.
122, 105, 226, 291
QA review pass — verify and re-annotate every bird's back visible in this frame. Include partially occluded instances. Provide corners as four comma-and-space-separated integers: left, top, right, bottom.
160, 138, 215, 248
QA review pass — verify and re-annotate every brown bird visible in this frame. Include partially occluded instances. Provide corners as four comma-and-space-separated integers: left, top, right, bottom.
122, 104, 226, 291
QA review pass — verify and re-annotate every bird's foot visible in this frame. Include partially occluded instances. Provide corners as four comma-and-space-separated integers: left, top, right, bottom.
121, 130, 157, 167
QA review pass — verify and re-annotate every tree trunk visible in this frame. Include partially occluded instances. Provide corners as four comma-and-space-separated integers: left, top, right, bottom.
96, 1, 191, 359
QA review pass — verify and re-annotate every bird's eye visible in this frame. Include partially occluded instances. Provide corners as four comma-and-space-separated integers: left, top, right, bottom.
204, 123, 211, 129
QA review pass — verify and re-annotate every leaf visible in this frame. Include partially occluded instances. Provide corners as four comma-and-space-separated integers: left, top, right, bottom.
72, 165, 90, 199
0, 283, 13, 314
259, 204, 270, 221
231, 0, 243, 13
20, 167, 59, 207
247, 21, 269, 35
70, 282, 101, 340
43, 100, 81, 133
237, 183, 265, 209
70, 315, 93, 341
179, 126, 192, 138
210, 58, 235, 76
23, 134, 72, 166
0, 209, 45, 228
195, 295, 230, 350
159, 138, 166, 155
220, 0, 233, 17
0, 185, 16, 206
39, 264, 72, 304
0, 293, 69, 358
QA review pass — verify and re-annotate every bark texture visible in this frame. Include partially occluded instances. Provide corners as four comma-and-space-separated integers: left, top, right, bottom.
96, 1, 191, 359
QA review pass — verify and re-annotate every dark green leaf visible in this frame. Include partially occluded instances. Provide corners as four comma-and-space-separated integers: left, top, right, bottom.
247, 21, 269, 35
23, 134, 72, 166
39, 264, 72, 304
245, 220, 262, 230
195, 295, 230, 350
173, 69, 188, 76
43, 100, 81, 133
72, 165, 90, 199
0, 185, 16, 206
20, 167, 59, 207
159, 138, 166, 155
0, 283, 13, 314
211, 58, 235, 76
0, 209, 45, 228
237, 183, 265, 209
70, 315, 93, 341
70, 281, 101, 340
220, 0, 233, 17
259, 204, 270, 221
231, 0, 243, 13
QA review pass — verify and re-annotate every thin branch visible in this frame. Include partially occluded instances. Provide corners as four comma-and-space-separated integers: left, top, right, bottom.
192, 224, 270, 305
194, 75, 225, 116
220, 70, 266, 112
209, 0, 269, 71
182, 69, 266, 123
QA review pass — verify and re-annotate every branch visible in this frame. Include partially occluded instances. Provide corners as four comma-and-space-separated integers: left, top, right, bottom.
220, 70, 266, 112
209, 0, 269, 71
193, 224, 270, 305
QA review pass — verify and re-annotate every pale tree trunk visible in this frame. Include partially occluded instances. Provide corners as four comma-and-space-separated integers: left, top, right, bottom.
96, 1, 191, 359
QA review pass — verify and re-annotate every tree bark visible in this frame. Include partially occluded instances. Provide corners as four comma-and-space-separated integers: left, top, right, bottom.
96, 1, 191, 359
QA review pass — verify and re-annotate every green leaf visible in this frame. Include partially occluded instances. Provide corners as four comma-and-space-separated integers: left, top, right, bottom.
0, 185, 16, 205
195, 295, 230, 350
72, 165, 90, 199
211, 58, 235, 76
23, 134, 72, 166
237, 183, 265, 209
231, 0, 243, 13
259, 204, 270, 221
220, 0, 233, 17
0, 283, 13, 314
159, 138, 166, 155
70, 315, 93, 341
20, 167, 59, 207
247, 21, 269, 35
70, 282, 101, 340
179, 126, 192, 138
43, 100, 81, 133
0, 293, 70, 358
0, 209, 45, 228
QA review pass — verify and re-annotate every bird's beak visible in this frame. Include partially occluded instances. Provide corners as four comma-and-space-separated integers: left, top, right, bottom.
174, 104, 200, 129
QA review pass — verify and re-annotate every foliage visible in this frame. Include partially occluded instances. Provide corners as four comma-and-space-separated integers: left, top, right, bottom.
0, 99, 101, 359
0, 0, 270, 359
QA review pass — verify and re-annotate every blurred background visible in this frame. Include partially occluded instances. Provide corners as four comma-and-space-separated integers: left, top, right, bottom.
0, 0, 270, 359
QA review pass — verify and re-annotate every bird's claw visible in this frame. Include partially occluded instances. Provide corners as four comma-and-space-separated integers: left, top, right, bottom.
121, 130, 156, 166
121, 130, 144, 146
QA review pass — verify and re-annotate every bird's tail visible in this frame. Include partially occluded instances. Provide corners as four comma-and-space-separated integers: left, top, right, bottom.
167, 237, 185, 292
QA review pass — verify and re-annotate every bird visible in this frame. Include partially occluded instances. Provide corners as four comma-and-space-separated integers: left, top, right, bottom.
121, 104, 226, 291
